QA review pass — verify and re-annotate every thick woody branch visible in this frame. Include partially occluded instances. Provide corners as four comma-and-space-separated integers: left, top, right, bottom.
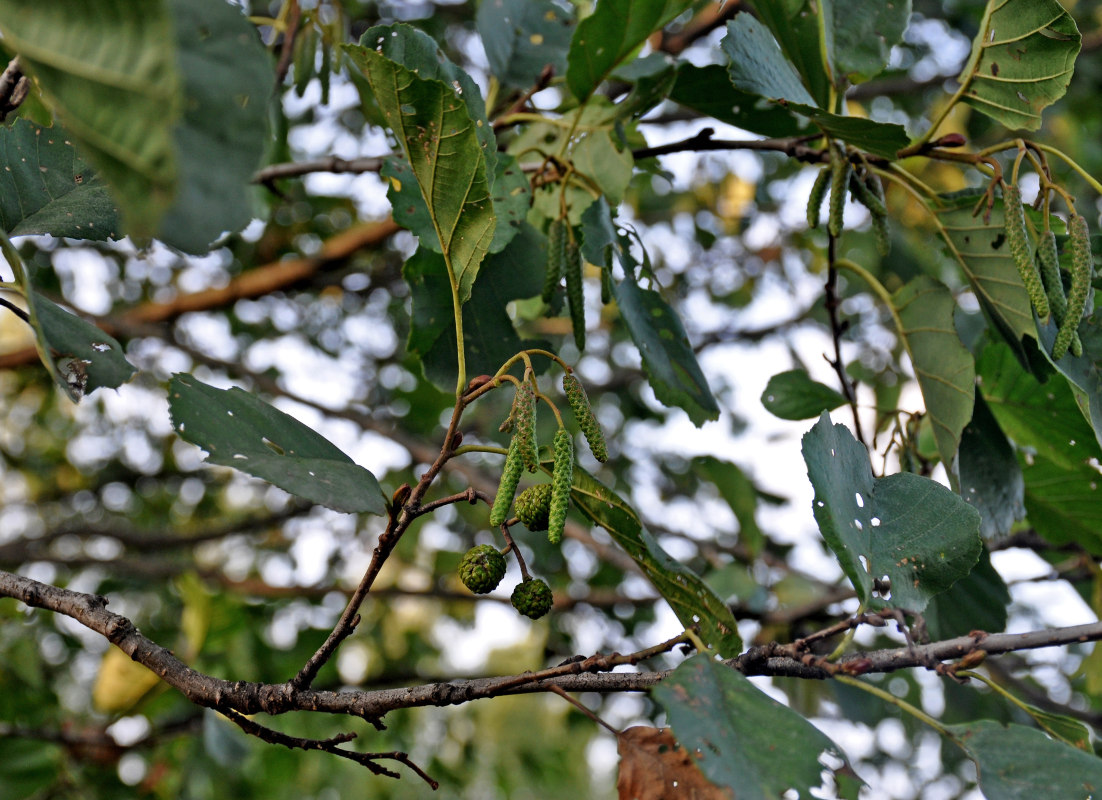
6, 568, 1102, 719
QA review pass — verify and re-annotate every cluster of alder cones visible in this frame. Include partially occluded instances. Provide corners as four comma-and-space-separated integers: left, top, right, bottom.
457, 370, 607, 620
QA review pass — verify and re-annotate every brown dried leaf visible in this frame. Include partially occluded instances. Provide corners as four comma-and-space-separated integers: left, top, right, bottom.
616, 726, 732, 800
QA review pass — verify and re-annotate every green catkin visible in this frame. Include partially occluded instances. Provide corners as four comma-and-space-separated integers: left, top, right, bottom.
827, 146, 851, 238
499, 384, 520, 433
1036, 230, 1068, 325
849, 172, 887, 218
489, 437, 523, 527
850, 171, 891, 256
807, 166, 830, 229
564, 237, 585, 351
514, 381, 539, 472
1054, 214, 1091, 360
562, 372, 607, 462
600, 263, 612, 305
542, 218, 565, 303
547, 428, 573, 545
1003, 184, 1050, 320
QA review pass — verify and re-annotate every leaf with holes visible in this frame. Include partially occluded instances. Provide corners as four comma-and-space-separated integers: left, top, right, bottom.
654, 655, 865, 800
956, 0, 1080, 131
3, 236, 134, 401
802, 412, 982, 611
934, 192, 1036, 362
892, 276, 975, 486
0, 120, 119, 239
565, 465, 741, 657
168, 374, 385, 515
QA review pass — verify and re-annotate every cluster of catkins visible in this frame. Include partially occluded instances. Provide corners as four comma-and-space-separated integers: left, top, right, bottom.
1004, 183, 1093, 360
807, 142, 890, 255
457, 370, 607, 620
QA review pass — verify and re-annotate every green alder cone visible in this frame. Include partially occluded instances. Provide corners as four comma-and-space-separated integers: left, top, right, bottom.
458, 544, 507, 594
1054, 214, 1092, 359
806, 165, 830, 230
548, 428, 573, 545
562, 372, 608, 462
490, 437, 524, 527
515, 483, 552, 531
511, 577, 553, 619
1003, 184, 1050, 320
514, 381, 539, 472
542, 218, 565, 303
564, 237, 585, 351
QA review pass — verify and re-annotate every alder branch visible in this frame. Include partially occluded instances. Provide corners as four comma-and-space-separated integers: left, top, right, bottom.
6, 568, 1102, 716
632, 128, 826, 163
253, 155, 386, 184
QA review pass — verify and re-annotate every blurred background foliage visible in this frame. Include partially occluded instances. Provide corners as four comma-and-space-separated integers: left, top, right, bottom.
1, 0, 1102, 797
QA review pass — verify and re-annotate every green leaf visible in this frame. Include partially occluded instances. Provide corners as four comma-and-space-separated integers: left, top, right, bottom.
579, 196, 617, 268
924, 549, 1009, 640
721, 16, 909, 159
357, 23, 497, 177
722, 14, 816, 106
0, 739, 64, 800
612, 276, 720, 426
668, 63, 805, 138
0, 0, 181, 240
934, 193, 1035, 362
570, 131, 633, 206
977, 339, 1102, 470
567, 468, 741, 657
477, 0, 574, 90
802, 412, 982, 611
406, 222, 552, 388
1021, 705, 1093, 751
749, 1, 832, 107
823, 0, 912, 85
0, 120, 119, 239
654, 655, 865, 800
4, 238, 135, 401
956, 0, 1081, 131
168, 374, 385, 515
565, 0, 692, 102
157, 0, 273, 253
386, 151, 529, 257
344, 31, 495, 302
948, 721, 1102, 799
892, 276, 975, 484
958, 393, 1025, 539
1022, 454, 1102, 553
692, 456, 766, 553
761, 369, 847, 420
1036, 312, 1102, 455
